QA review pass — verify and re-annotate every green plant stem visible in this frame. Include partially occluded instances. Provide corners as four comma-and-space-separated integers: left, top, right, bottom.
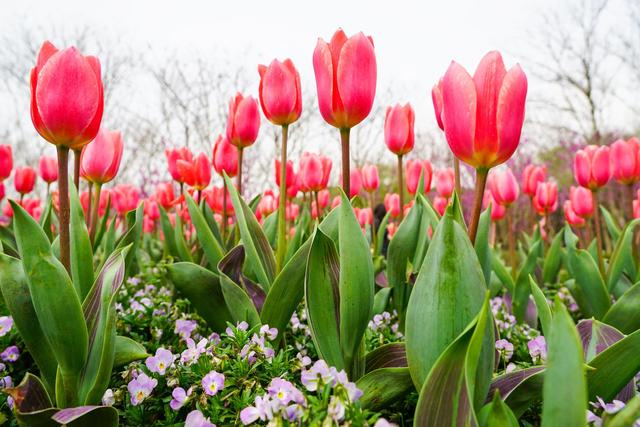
507, 208, 517, 278
56, 146, 71, 274
369, 191, 377, 249
468, 168, 489, 244
237, 147, 244, 197
86, 182, 93, 227
222, 180, 228, 241
313, 190, 320, 223
89, 183, 102, 244
627, 183, 635, 223
454, 157, 462, 199
397, 154, 404, 220
276, 124, 289, 273
592, 191, 606, 276
73, 149, 81, 191
340, 128, 351, 198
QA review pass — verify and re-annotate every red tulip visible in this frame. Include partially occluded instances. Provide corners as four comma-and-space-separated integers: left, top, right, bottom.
610, 138, 640, 184
441, 51, 527, 169
212, 135, 238, 178
384, 104, 415, 155
285, 202, 299, 222
226, 93, 260, 148
522, 164, 547, 197
155, 183, 176, 210
384, 193, 401, 218
483, 192, 506, 221
435, 168, 455, 199
203, 186, 234, 215
30, 41, 103, 150
299, 153, 332, 192
258, 59, 302, 126
564, 200, 586, 227
165, 147, 193, 184
177, 153, 211, 191
406, 159, 433, 195
80, 128, 123, 184
14, 167, 37, 195
111, 184, 140, 215
38, 156, 58, 184
489, 168, 519, 206
355, 207, 373, 228
362, 165, 379, 192
344, 168, 362, 198
0, 145, 12, 181
275, 159, 295, 190
533, 181, 558, 215
433, 195, 448, 216
431, 80, 444, 131
313, 29, 377, 129
573, 145, 610, 190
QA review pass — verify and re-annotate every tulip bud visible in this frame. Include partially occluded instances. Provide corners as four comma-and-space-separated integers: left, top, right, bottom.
362, 165, 379, 192
80, 128, 123, 185
14, 166, 37, 195
522, 164, 546, 197
569, 186, 594, 218
226, 93, 260, 148
275, 159, 295, 190
212, 135, 238, 178
564, 200, 586, 228
435, 168, 455, 199
38, 156, 58, 184
433, 195, 448, 216
384, 104, 415, 155
533, 181, 558, 215
299, 153, 331, 193
0, 145, 13, 181
406, 160, 433, 195
177, 153, 211, 191
258, 190, 278, 218
489, 168, 519, 206
258, 59, 302, 126
384, 193, 401, 218
573, 145, 611, 190
30, 41, 104, 150
610, 138, 640, 185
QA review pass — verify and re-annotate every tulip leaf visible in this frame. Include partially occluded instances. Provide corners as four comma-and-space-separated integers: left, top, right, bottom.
607, 219, 640, 293
173, 214, 193, 262
600, 206, 621, 242
11, 200, 88, 406
113, 335, 148, 368
541, 300, 587, 427
607, 394, 640, 427
69, 181, 94, 300
491, 251, 515, 294
405, 204, 486, 389
542, 232, 564, 285
364, 343, 407, 373
39, 195, 54, 242
202, 203, 224, 248
356, 367, 414, 411
114, 203, 143, 275
217, 246, 261, 327
224, 174, 276, 291
487, 367, 545, 418
91, 195, 111, 251
52, 405, 119, 425
158, 205, 179, 258
5, 373, 57, 426
374, 211, 390, 256
262, 211, 278, 248
513, 237, 542, 322
478, 390, 519, 427
186, 193, 224, 271
602, 281, 640, 334
529, 276, 552, 336
475, 205, 492, 286
0, 225, 18, 257
285, 209, 309, 264
372, 287, 391, 315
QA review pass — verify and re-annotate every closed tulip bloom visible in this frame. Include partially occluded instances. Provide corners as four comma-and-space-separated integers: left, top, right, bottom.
165, 147, 193, 183
14, 167, 37, 195
285, 202, 299, 222
38, 156, 58, 184
212, 135, 238, 177
0, 145, 12, 181
610, 138, 640, 184
362, 165, 379, 192
433, 195, 448, 216
155, 183, 176, 210
355, 207, 373, 228
533, 181, 558, 215
441, 51, 527, 169
275, 159, 295, 189
286, 176, 299, 199
384, 193, 401, 218
30, 41, 103, 150
177, 153, 211, 190
489, 168, 519, 206
300, 153, 332, 192
384, 104, 415, 155
346, 168, 363, 198
111, 184, 140, 215
435, 168, 455, 199
483, 192, 506, 221
573, 145, 611, 190
80, 128, 124, 185
317, 189, 330, 208
258, 59, 302, 125
313, 29, 377, 129
564, 200, 586, 227
522, 164, 547, 197
406, 160, 433, 195
431, 80, 444, 131
258, 190, 278, 218
226, 93, 260, 148
569, 186, 594, 218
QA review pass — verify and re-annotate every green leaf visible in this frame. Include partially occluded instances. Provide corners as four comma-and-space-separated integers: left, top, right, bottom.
114, 203, 143, 275
365, 343, 407, 373
5, 373, 56, 426
167, 262, 233, 332
475, 205, 493, 286
113, 335, 148, 368
529, 276, 552, 336
542, 232, 564, 285
607, 219, 640, 293
224, 174, 276, 291
39, 195, 54, 242
52, 405, 119, 426
185, 193, 224, 271
158, 205, 179, 258
356, 367, 414, 411
217, 246, 261, 327
11, 201, 88, 404
541, 300, 586, 427
478, 390, 519, 427
607, 394, 640, 427
338, 191, 374, 378
173, 214, 193, 263
202, 203, 224, 248
405, 206, 487, 389
91, 195, 111, 251
262, 210, 278, 248
284, 209, 308, 264
372, 287, 391, 315
100, 218, 117, 258
491, 251, 515, 294
0, 254, 57, 395
0, 225, 18, 257
304, 228, 343, 370
374, 211, 390, 256
69, 181, 94, 299
487, 367, 545, 418
600, 205, 621, 242
603, 281, 640, 334
513, 237, 542, 322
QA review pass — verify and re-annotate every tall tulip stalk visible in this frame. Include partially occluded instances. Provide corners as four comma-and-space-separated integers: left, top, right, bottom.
258, 59, 302, 271
384, 103, 415, 219
489, 168, 520, 275
440, 51, 527, 243
226, 93, 260, 196
212, 134, 239, 239
313, 29, 376, 198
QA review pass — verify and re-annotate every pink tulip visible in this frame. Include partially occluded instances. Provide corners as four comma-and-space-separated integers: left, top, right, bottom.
177, 153, 211, 191
212, 135, 238, 178
258, 190, 278, 218
0, 145, 12, 181
275, 159, 296, 190
533, 181, 558, 215
38, 156, 58, 184
435, 168, 455, 199
226, 93, 260, 148
522, 164, 547, 197
165, 147, 193, 184
489, 168, 519, 206
203, 186, 234, 215
433, 195, 448, 216
431, 80, 444, 131
285, 202, 299, 222
569, 186, 594, 218
80, 128, 123, 185
299, 153, 332, 192
111, 184, 140, 215
331, 195, 341, 209
30, 41, 103, 150
634, 198, 640, 219
345, 168, 362, 198
384, 104, 415, 155
312, 29, 377, 129
406, 160, 433, 195
317, 189, 330, 208
14, 167, 37, 195
384, 193, 401, 218
610, 138, 640, 184
155, 183, 175, 210
362, 165, 379, 192
573, 145, 611, 190
564, 200, 586, 227
386, 222, 398, 239
258, 59, 302, 126
441, 51, 527, 169
355, 207, 373, 228
483, 192, 506, 221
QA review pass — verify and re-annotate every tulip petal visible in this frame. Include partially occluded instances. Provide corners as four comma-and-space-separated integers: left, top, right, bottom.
495, 65, 527, 165
233, 97, 260, 145
260, 60, 298, 124
473, 51, 506, 164
442, 61, 476, 165
313, 38, 337, 127
36, 41, 59, 72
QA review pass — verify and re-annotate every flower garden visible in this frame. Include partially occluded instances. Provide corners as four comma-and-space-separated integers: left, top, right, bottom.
0, 25, 639, 427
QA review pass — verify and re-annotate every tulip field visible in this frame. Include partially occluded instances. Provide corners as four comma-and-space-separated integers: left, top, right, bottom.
1, 25, 640, 427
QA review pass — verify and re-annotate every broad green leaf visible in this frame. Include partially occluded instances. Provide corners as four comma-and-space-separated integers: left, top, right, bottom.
167, 262, 233, 332
600, 205, 621, 242
513, 238, 542, 322
405, 205, 486, 389
52, 405, 119, 426
529, 276, 552, 336
0, 225, 18, 257
478, 390, 519, 427
607, 219, 640, 293
364, 343, 407, 373
202, 203, 224, 248
304, 229, 343, 370
69, 181, 94, 299
491, 251, 515, 294
412, 194, 439, 269
158, 205, 179, 258
603, 282, 640, 334
173, 214, 193, 262
475, 205, 492, 286
487, 367, 545, 418
542, 232, 564, 285
356, 367, 414, 411
372, 287, 391, 315
113, 335, 148, 368
5, 373, 56, 426
217, 246, 261, 327
262, 210, 278, 248
91, 194, 111, 251
541, 300, 586, 427
114, 203, 143, 275
100, 218, 117, 259
186, 193, 224, 271
39, 195, 54, 242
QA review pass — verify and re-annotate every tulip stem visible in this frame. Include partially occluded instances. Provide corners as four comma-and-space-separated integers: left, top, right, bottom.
397, 154, 404, 220
627, 184, 635, 222
222, 180, 228, 242
369, 192, 377, 250
454, 158, 462, 199
73, 149, 81, 191
276, 125, 289, 273
340, 128, 351, 198
86, 182, 93, 227
237, 148, 244, 197
507, 208, 517, 278
313, 191, 321, 223
89, 183, 101, 244
56, 146, 71, 274
592, 192, 606, 276
469, 168, 489, 245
